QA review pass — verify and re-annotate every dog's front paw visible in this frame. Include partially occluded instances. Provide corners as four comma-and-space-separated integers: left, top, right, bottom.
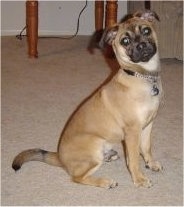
133, 176, 153, 188
145, 160, 163, 172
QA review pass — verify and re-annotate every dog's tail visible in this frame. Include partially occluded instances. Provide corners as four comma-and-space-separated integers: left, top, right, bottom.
12, 149, 62, 171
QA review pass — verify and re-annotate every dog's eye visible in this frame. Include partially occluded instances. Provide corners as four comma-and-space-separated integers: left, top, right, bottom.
120, 37, 131, 46
142, 27, 151, 36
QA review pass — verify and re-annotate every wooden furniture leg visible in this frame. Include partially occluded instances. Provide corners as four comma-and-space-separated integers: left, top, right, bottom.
104, 0, 118, 57
95, 0, 118, 30
26, 0, 38, 58
95, 0, 104, 31
105, 0, 118, 28
145, 0, 151, 9
25, 1, 118, 58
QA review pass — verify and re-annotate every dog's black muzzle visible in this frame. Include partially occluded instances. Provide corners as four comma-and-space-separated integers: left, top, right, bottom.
130, 42, 157, 63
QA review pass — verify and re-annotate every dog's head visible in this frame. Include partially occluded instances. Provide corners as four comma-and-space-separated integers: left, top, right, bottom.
100, 10, 160, 72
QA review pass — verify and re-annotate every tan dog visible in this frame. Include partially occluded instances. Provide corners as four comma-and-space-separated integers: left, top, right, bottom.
12, 10, 163, 189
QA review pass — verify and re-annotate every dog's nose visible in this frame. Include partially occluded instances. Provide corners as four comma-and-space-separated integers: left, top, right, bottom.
137, 42, 146, 51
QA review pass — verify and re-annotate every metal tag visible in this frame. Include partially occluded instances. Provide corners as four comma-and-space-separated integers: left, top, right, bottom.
151, 84, 159, 96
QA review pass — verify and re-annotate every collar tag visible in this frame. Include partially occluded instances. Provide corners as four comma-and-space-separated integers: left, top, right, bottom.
151, 84, 159, 96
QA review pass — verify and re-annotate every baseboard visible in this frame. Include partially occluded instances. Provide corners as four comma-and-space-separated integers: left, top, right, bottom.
1, 30, 93, 36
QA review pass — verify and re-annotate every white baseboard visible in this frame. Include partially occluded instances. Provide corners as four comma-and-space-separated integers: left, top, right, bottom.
1, 30, 93, 36
1, 30, 26, 36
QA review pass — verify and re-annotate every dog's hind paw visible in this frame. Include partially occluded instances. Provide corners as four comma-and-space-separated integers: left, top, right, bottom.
106, 179, 118, 189
145, 160, 163, 172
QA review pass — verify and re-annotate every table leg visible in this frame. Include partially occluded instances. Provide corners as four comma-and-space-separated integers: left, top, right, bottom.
95, 0, 104, 31
104, 0, 118, 57
105, 0, 118, 28
26, 0, 38, 58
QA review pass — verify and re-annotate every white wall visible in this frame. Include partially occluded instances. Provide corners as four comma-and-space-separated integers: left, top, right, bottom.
1, 1, 26, 35
1, 0, 127, 36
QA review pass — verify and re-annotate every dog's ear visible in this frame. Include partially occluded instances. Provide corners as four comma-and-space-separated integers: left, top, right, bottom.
99, 25, 119, 48
133, 10, 160, 22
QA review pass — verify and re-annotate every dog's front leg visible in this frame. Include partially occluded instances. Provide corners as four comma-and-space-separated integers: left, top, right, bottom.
124, 124, 152, 188
140, 122, 163, 171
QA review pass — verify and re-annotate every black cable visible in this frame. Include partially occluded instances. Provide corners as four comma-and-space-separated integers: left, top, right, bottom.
16, 0, 88, 40
40, 0, 88, 39
16, 26, 26, 40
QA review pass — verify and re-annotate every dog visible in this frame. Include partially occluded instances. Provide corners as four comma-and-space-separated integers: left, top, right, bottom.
12, 10, 163, 189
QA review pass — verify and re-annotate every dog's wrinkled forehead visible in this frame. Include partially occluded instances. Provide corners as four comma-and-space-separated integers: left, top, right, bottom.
117, 18, 151, 37
119, 20, 146, 33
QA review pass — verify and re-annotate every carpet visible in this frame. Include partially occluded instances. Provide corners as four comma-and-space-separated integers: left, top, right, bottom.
1, 36, 183, 206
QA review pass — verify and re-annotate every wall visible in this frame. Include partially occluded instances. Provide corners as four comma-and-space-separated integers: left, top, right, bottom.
1, 1, 26, 35
1, 0, 127, 36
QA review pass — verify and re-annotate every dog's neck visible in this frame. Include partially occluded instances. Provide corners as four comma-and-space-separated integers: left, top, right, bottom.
120, 67, 160, 96
118, 53, 161, 76
122, 68, 159, 83
137, 53, 160, 72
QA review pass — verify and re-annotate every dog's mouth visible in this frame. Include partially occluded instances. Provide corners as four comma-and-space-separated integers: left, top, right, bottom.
128, 42, 157, 63
141, 52, 154, 62
130, 52, 154, 63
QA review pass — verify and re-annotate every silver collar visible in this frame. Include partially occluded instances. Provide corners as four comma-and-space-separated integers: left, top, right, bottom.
123, 69, 159, 83
122, 69, 160, 96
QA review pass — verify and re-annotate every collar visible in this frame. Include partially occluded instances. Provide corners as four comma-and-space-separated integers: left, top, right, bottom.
123, 69, 159, 83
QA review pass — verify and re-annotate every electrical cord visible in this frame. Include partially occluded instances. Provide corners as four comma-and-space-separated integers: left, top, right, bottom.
16, 26, 26, 40
16, 0, 88, 40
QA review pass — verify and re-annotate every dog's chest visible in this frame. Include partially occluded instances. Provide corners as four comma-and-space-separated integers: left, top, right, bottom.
136, 85, 160, 127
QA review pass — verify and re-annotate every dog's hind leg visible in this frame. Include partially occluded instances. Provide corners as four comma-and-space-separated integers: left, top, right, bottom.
72, 161, 118, 189
61, 136, 118, 188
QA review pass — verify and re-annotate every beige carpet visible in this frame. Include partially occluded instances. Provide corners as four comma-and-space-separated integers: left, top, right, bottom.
1, 36, 183, 206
